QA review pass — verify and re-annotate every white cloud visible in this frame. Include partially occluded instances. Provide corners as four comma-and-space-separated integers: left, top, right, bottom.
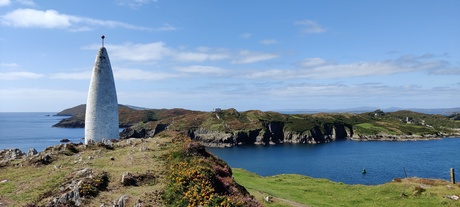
94, 42, 228, 63
0, 88, 87, 111
260, 39, 278, 45
243, 55, 458, 79
175, 65, 227, 75
48, 68, 181, 81
294, 19, 327, 34
299, 58, 330, 68
267, 82, 459, 109
173, 52, 228, 62
1, 9, 71, 28
232, 50, 279, 64
0, 88, 85, 99
154, 23, 177, 31
430, 66, 460, 75
0, 71, 44, 80
114, 68, 182, 81
240, 33, 252, 39
0, 0, 11, 7
117, 0, 157, 8
16, 0, 36, 6
108, 42, 171, 62
0, 62, 20, 68
49, 71, 91, 80
1, 8, 152, 31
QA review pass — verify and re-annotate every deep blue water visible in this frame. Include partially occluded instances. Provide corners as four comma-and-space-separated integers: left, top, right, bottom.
0, 112, 85, 152
1, 112, 459, 185
208, 138, 460, 185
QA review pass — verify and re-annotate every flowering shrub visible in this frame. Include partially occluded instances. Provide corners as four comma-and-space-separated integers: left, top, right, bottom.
163, 138, 261, 207
79, 172, 109, 197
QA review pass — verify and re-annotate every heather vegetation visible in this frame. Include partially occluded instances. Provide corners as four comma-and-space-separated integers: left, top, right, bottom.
163, 137, 260, 207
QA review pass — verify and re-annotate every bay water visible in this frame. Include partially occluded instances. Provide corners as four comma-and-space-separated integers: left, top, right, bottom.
208, 139, 460, 185
1, 112, 459, 185
0, 112, 85, 152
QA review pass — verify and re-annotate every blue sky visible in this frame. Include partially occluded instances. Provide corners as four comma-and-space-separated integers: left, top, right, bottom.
0, 0, 459, 112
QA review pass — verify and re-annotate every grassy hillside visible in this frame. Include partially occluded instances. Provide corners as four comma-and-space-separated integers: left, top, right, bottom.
233, 168, 460, 207
2, 130, 460, 206
0, 131, 260, 206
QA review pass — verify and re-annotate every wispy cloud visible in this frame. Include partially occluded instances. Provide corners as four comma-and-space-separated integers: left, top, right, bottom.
232, 50, 279, 64
294, 19, 327, 34
175, 65, 227, 76
1, 8, 153, 31
173, 51, 228, 62
16, 0, 36, 6
260, 39, 278, 45
154, 23, 177, 31
0, 71, 44, 80
49, 68, 182, 81
0, 0, 11, 7
240, 33, 252, 39
116, 0, 157, 9
0, 88, 86, 101
86, 42, 229, 63
114, 68, 182, 81
49, 71, 91, 80
242, 55, 459, 79
0, 62, 20, 68
107, 42, 171, 62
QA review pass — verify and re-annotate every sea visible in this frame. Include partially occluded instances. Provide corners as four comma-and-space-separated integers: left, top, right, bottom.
1, 112, 459, 185
0, 112, 85, 152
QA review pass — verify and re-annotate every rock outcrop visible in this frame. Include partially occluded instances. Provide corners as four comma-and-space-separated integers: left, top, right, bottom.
188, 122, 354, 147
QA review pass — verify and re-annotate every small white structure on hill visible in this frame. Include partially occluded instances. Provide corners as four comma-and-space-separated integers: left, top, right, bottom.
84, 36, 119, 144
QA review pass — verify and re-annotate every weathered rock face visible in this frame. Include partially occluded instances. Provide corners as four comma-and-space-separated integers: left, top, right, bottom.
189, 128, 234, 147
119, 123, 168, 139
120, 120, 354, 147
0, 148, 25, 164
188, 122, 354, 147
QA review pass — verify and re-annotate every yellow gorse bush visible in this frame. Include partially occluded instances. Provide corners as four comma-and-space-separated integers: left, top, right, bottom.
163, 139, 248, 207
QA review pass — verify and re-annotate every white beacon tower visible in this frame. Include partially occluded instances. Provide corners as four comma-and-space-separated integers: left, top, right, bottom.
85, 36, 119, 144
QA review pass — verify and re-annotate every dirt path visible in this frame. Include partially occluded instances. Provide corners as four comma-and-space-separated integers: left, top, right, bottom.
272, 196, 310, 207
257, 191, 310, 207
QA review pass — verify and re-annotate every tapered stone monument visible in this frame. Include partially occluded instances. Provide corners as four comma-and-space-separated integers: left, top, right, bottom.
85, 36, 119, 144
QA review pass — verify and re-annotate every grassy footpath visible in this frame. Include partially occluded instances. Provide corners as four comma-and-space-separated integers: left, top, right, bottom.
232, 168, 460, 207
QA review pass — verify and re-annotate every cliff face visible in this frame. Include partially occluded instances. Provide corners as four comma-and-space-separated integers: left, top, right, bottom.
188, 121, 354, 147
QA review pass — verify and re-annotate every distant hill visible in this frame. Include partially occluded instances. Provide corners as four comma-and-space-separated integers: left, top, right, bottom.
55, 104, 86, 116
276, 107, 460, 115
53, 104, 164, 128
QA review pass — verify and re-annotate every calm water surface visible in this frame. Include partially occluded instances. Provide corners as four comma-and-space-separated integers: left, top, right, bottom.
208, 138, 460, 185
0, 112, 85, 152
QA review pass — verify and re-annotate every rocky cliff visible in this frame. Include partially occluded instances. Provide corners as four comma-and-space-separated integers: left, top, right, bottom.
188, 121, 354, 147
54, 105, 460, 147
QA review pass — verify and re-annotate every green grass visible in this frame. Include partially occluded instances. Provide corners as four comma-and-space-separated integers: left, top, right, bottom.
354, 123, 392, 135
0, 135, 174, 206
232, 168, 460, 207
